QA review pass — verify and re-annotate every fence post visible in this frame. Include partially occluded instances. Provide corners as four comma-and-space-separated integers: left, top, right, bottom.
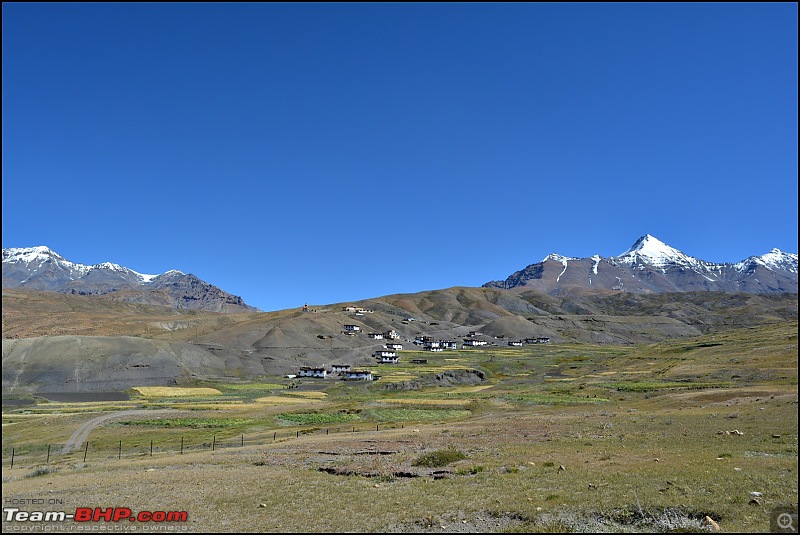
83, 442, 89, 463
118, 441, 122, 460
47, 445, 51, 464
11, 448, 14, 469
241, 434, 244, 447
180, 437, 184, 455
212, 435, 216, 451
273, 432, 276, 441
150, 440, 153, 456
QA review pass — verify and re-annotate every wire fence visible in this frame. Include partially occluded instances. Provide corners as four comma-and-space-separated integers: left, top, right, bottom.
3, 422, 406, 470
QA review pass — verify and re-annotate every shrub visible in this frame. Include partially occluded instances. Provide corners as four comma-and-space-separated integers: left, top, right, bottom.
412, 447, 467, 467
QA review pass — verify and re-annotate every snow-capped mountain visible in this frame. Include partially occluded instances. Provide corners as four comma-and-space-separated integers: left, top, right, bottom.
2, 246, 258, 312
484, 235, 798, 294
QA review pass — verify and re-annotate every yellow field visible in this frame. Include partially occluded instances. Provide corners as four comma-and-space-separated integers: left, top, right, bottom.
379, 398, 470, 406
131, 386, 222, 397
282, 391, 328, 399
253, 396, 321, 404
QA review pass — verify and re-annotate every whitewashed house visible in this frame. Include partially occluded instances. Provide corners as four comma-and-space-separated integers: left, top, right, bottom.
385, 329, 400, 340
368, 332, 384, 340
298, 366, 327, 378
462, 339, 488, 347
331, 364, 352, 374
377, 355, 400, 364
508, 341, 524, 347
344, 370, 373, 381
440, 340, 458, 350
342, 325, 361, 335
375, 349, 397, 358
423, 340, 441, 350
384, 342, 403, 350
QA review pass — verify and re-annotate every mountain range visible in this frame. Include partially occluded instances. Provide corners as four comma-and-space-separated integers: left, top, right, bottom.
2, 246, 257, 313
2, 235, 798, 395
484, 234, 798, 295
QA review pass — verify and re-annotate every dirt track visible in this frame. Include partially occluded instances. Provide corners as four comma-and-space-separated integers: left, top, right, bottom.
60, 409, 183, 453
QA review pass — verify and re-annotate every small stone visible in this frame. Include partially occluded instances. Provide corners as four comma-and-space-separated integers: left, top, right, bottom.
773, 434, 782, 438
733, 467, 742, 471
259, 503, 267, 508
701, 516, 720, 532
558, 465, 566, 471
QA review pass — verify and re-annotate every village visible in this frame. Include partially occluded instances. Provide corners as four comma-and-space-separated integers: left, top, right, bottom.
292, 306, 550, 381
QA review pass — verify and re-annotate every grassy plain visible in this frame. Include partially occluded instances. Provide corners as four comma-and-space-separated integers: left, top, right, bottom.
1, 321, 797, 532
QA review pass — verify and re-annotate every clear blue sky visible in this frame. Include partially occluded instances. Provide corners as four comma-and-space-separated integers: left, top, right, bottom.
3, 3, 797, 312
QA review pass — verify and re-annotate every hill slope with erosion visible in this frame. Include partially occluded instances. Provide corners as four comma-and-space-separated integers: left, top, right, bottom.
2, 287, 797, 395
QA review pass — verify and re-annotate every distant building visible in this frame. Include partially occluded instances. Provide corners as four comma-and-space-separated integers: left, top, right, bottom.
385, 330, 400, 340
343, 325, 361, 335
331, 364, 351, 374
298, 367, 327, 378
462, 339, 488, 347
343, 370, 373, 381
385, 342, 403, 350
508, 341, 524, 347
376, 354, 399, 364
368, 332, 384, 340
411, 359, 428, 364
524, 337, 551, 344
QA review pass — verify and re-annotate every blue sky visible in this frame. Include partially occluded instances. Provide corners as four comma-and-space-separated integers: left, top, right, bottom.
3, 3, 797, 312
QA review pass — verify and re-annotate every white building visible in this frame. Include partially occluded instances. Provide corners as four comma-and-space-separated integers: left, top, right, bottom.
298, 367, 327, 378
343, 370, 373, 381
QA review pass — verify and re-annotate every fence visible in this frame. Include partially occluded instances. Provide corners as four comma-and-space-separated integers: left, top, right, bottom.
3, 422, 405, 469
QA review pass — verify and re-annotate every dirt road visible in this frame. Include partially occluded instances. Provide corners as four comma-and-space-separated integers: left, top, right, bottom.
60, 409, 184, 453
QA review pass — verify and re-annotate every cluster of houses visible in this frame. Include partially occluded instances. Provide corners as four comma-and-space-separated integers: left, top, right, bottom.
295, 318, 551, 381
342, 324, 402, 340
297, 365, 375, 381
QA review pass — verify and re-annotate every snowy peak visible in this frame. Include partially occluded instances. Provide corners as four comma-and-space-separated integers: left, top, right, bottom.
541, 253, 575, 264
736, 249, 799, 274
3, 245, 68, 265
616, 234, 697, 268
